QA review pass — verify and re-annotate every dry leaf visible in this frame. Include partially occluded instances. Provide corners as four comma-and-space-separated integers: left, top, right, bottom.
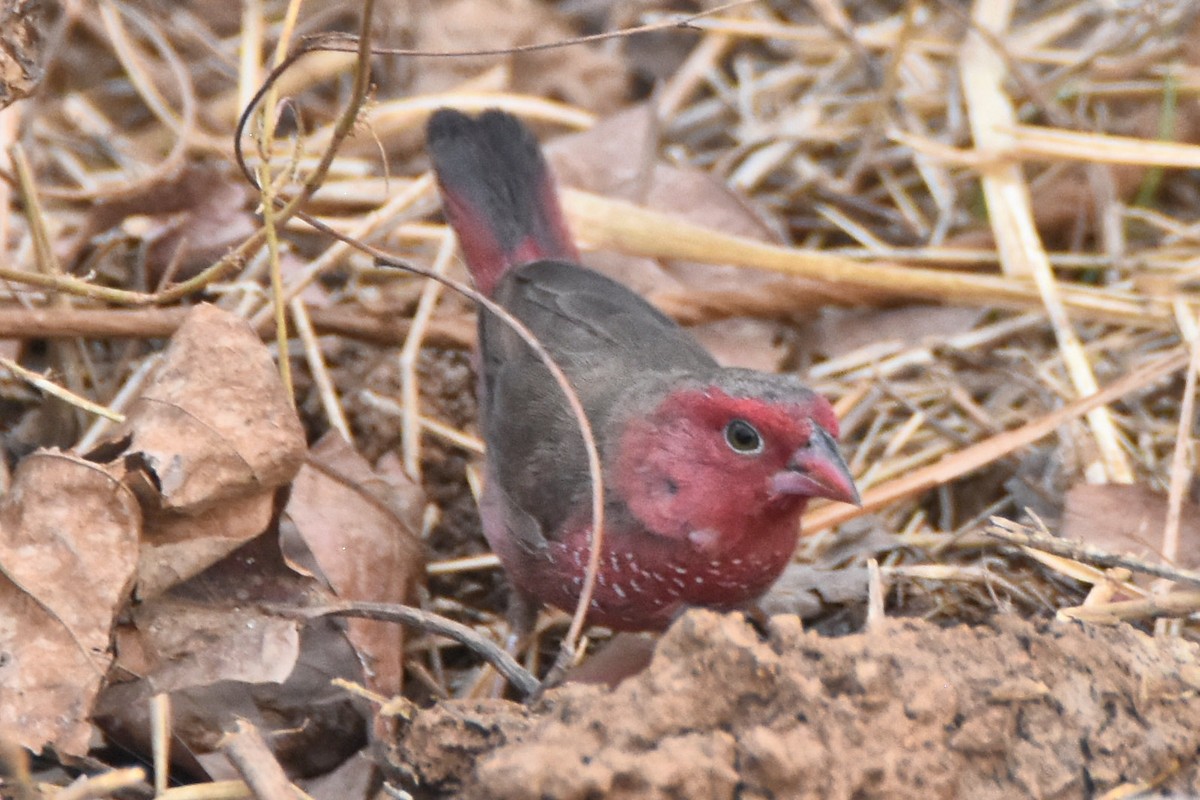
0, 450, 140, 755
282, 433, 426, 699
137, 491, 276, 599
99, 533, 364, 777
805, 305, 987, 360
691, 318, 790, 372
83, 164, 258, 285
110, 303, 305, 511
298, 749, 378, 800
89, 303, 306, 597
1063, 483, 1200, 570
118, 600, 300, 692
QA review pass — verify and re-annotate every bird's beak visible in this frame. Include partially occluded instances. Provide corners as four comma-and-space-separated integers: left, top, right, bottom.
771, 427, 861, 506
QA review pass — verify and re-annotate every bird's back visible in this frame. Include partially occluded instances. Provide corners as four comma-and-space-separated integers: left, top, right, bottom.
481, 259, 716, 543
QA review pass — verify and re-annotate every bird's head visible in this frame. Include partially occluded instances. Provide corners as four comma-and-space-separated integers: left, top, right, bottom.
611, 372, 859, 548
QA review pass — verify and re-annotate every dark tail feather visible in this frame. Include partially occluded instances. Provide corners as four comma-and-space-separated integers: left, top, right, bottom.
426, 108, 578, 297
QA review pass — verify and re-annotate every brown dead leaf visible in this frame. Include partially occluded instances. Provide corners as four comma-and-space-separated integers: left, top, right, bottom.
73, 164, 257, 286
298, 749, 378, 800
282, 432, 425, 699
1063, 483, 1200, 570
804, 305, 987, 360
691, 318, 790, 372
136, 491, 277, 598
89, 303, 305, 597
0, 450, 140, 755
117, 600, 300, 693
100, 533, 364, 777
110, 303, 305, 510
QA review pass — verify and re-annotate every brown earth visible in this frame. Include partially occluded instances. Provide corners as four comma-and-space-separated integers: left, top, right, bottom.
392, 611, 1200, 799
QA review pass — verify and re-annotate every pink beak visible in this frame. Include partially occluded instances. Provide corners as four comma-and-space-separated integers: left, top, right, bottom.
771, 427, 861, 506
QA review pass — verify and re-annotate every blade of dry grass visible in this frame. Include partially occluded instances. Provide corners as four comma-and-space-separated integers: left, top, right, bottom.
959, 0, 1131, 483
561, 189, 1187, 328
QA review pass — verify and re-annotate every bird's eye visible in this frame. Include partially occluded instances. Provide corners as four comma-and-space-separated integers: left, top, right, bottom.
724, 419, 763, 454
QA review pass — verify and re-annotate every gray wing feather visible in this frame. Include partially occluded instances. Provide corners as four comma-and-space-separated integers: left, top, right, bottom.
479, 260, 716, 543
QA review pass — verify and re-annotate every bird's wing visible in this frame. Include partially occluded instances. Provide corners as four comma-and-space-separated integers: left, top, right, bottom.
479, 260, 716, 544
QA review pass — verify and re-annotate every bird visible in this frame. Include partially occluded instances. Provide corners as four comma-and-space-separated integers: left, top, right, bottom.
426, 108, 859, 633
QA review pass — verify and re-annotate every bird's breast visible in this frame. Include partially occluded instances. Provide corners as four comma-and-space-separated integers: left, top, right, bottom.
519, 512, 803, 631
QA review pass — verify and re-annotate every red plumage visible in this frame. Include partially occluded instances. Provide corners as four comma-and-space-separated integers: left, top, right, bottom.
427, 108, 859, 632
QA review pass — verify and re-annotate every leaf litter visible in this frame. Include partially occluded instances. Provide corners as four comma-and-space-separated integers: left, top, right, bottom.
1, 0, 1200, 798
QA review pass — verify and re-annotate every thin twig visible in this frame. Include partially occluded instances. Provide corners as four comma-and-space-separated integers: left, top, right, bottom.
0, 356, 124, 422
283, 601, 539, 697
983, 517, 1200, 589
290, 296, 351, 441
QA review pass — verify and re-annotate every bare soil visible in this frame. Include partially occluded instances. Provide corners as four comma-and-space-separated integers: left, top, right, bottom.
394, 611, 1200, 799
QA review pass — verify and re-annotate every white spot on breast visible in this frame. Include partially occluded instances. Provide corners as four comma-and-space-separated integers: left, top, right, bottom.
630, 579, 643, 593
598, 574, 607, 587
710, 560, 722, 568
613, 584, 626, 599
672, 578, 685, 589
694, 576, 704, 585
731, 559, 743, 566
674, 565, 688, 575
687, 528, 719, 550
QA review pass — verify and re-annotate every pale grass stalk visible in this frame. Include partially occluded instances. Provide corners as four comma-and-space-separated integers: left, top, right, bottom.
960, 0, 1131, 484
258, 0, 306, 400
152, 693, 170, 796
427, 553, 503, 576
658, 32, 733, 120
1161, 302, 1199, 565
562, 189, 1177, 327
76, 353, 162, 452
238, 0, 264, 117
290, 296, 352, 442
399, 231, 456, 480
1011, 123, 1200, 169
305, 92, 596, 156
58, 769, 148, 800
0, 358, 122, 423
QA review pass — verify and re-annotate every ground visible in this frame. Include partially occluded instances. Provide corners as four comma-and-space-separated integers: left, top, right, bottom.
394, 612, 1200, 799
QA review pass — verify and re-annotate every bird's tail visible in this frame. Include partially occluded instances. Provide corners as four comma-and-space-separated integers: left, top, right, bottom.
426, 108, 578, 297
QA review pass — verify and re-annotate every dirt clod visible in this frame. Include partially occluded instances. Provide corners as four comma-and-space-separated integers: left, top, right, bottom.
396, 611, 1200, 799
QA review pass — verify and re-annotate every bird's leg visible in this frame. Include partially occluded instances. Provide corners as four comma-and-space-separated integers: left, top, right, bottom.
741, 603, 774, 639
487, 590, 541, 699
503, 589, 540, 656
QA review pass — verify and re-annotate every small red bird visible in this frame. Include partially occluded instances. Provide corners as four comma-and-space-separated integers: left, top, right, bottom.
427, 109, 859, 632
